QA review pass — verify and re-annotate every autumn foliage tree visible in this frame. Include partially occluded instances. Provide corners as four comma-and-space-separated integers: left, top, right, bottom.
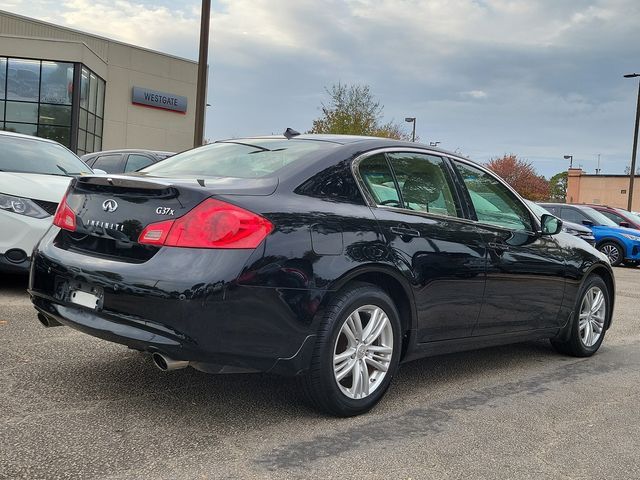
485, 155, 550, 201
308, 83, 412, 141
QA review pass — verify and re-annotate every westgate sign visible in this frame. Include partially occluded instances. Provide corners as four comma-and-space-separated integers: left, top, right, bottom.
132, 86, 187, 113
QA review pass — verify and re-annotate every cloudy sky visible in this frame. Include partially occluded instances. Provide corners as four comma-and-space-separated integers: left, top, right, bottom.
4, 0, 640, 177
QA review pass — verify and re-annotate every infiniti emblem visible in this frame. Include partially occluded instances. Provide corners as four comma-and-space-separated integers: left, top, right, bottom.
102, 199, 118, 213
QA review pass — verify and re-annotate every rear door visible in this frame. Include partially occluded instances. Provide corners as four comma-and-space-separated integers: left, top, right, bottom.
357, 150, 487, 342
451, 160, 566, 334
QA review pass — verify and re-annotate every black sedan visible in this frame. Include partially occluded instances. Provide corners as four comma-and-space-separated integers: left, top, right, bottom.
29, 134, 615, 416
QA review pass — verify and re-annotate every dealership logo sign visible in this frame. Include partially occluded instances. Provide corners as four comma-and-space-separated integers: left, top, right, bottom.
132, 86, 187, 113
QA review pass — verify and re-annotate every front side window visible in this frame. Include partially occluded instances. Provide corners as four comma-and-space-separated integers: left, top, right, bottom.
560, 207, 589, 224
454, 161, 532, 231
387, 152, 459, 217
125, 154, 155, 172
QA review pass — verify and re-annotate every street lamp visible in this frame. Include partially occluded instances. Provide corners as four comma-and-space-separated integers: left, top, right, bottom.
430, 141, 441, 147
405, 117, 416, 142
564, 155, 573, 168
624, 73, 640, 211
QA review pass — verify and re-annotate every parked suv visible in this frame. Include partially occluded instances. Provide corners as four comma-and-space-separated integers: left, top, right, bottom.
541, 203, 640, 266
587, 204, 640, 230
82, 149, 174, 174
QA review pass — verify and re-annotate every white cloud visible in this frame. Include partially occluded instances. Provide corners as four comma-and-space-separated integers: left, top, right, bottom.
461, 90, 488, 99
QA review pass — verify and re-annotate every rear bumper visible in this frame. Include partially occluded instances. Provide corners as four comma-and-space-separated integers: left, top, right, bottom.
28, 228, 320, 376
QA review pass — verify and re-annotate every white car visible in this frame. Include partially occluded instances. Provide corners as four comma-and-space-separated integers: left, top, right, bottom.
0, 131, 95, 273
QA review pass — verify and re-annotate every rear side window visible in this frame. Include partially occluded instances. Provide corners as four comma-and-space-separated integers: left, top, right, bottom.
454, 161, 532, 231
358, 154, 401, 207
92, 154, 122, 173
125, 154, 154, 172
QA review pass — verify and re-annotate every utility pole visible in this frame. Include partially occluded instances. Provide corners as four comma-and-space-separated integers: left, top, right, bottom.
193, 0, 211, 148
595, 154, 601, 175
624, 73, 640, 211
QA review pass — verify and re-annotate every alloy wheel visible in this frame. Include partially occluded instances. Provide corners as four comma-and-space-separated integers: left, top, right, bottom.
600, 244, 620, 264
333, 305, 393, 400
578, 286, 606, 347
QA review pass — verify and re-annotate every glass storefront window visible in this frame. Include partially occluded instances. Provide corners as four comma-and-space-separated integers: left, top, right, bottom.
96, 78, 105, 117
89, 73, 97, 113
5, 101, 38, 123
1, 58, 104, 152
85, 133, 94, 152
79, 108, 87, 131
4, 122, 37, 136
39, 125, 71, 146
40, 62, 74, 105
39, 104, 72, 125
87, 112, 96, 134
80, 67, 89, 110
0, 58, 6, 98
78, 129, 86, 151
6, 59, 40, 102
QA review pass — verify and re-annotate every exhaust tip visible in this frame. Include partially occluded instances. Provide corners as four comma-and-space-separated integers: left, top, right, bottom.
151, 352, 189, 371
37, 313, 62, 328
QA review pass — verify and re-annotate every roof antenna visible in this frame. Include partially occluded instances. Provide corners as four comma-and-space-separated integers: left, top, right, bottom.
284, 128, 300, 139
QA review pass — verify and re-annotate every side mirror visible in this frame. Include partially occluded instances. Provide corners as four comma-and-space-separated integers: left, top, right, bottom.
541, 214, 563, 235
582, 219, 594, 227
620, 221, 630, 228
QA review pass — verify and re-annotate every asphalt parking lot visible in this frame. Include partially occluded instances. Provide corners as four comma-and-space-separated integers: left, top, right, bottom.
1, 269, 639, 480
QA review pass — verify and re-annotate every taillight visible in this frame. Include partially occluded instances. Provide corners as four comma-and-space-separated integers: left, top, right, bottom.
138, 198, 273, 249
52, 194, 76, 231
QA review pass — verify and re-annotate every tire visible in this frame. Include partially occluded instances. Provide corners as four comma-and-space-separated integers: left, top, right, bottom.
598, 241, 624, 266
300, 283, 402, 417
551, 275, 609, 357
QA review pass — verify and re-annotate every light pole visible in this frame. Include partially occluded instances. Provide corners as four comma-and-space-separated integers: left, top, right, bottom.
405, 117, 416, 142
194, 0, 211, 148
624, 73, 640, 211
564, 155, 573, 168
429, 141, 441, 147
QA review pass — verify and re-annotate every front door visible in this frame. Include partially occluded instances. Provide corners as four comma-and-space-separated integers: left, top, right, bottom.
451, 160, 566, 335
357, 151, 487, 342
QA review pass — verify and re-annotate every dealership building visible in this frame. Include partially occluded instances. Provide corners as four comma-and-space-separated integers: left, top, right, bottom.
0, 10, 198, 155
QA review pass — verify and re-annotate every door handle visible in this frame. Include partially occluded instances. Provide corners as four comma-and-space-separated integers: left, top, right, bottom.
390, 226, 420, 238
488, 241, 510, 252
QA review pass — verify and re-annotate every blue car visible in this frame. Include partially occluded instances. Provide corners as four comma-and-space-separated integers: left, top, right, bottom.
541, 203, 640, 266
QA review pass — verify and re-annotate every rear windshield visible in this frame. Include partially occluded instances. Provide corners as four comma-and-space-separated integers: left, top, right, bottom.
141, 139, 336, 178
0, 135, 92, 176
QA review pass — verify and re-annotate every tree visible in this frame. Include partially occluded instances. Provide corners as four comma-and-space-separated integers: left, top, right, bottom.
549, 171, 568, 201
623, 165, 640, 175
309, 83, 412, 141
485, 154, 550, 201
